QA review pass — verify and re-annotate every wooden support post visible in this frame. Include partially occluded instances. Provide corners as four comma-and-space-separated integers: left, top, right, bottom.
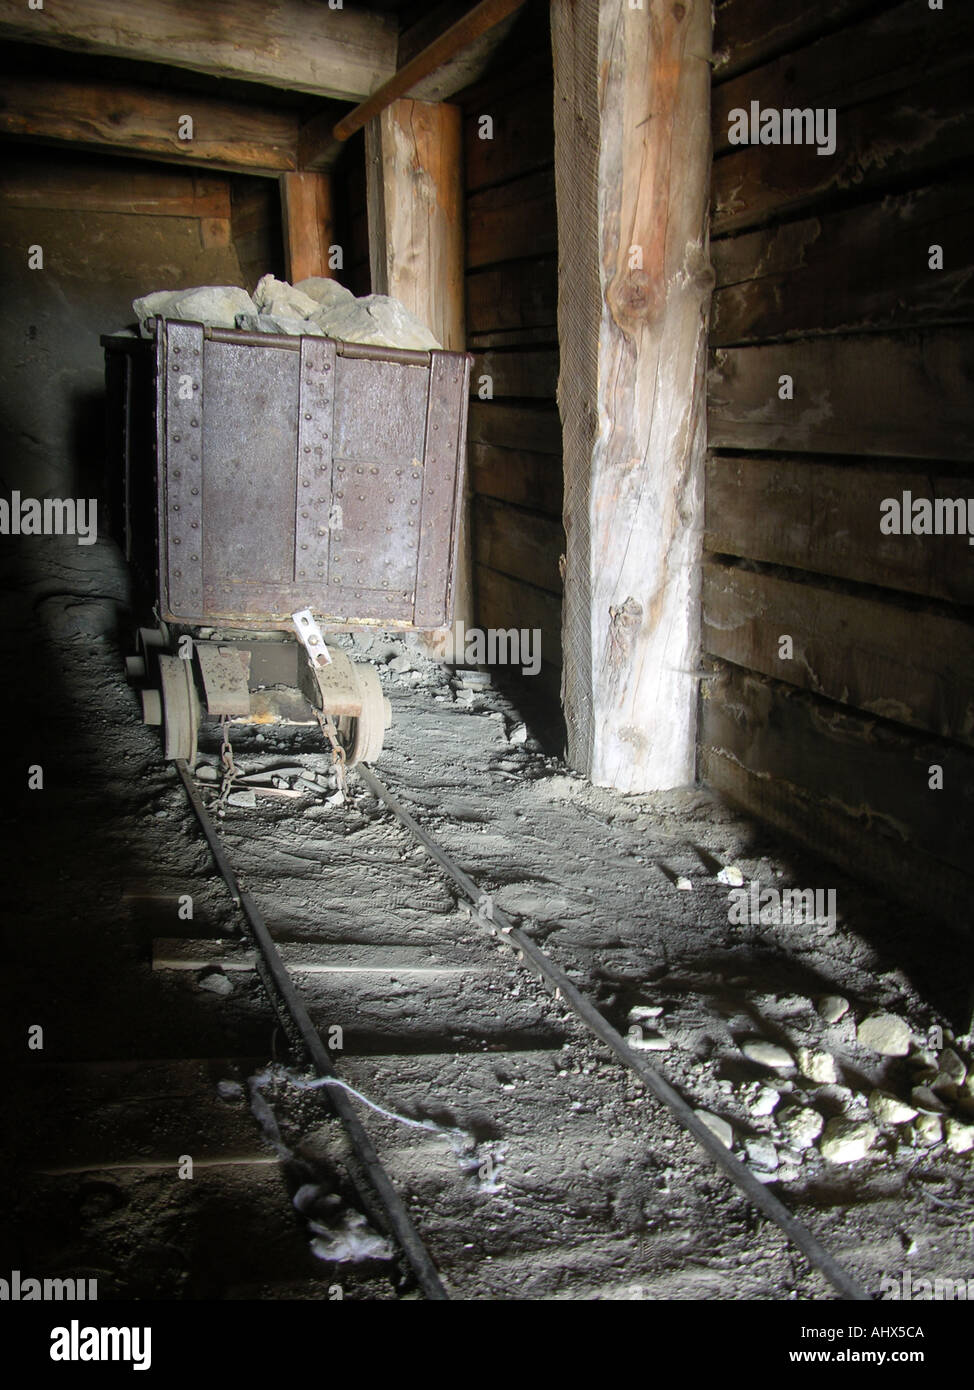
550, 0, 714, 791
365, 98, 471, 659
279, 171, 335, 283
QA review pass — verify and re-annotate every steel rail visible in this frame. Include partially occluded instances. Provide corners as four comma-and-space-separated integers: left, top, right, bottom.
356, 764, 872, 1302
174, 759, 449, 1301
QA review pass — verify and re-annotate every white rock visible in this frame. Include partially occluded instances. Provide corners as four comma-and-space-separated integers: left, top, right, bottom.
133, 288, 181, 331
931, 1072, 959, 1102
387, 653, 411, 673
912, 1113, 943, 1147
236, 311, 324, 336
312, 293, 441, 350
817, 995, 850, 1024
742, 1040, 793, 1070
198, 970, 233, 996
778, 1106, 824, 1151
868, 1090, 918, 1125
627, 1033, 670, 1051
744, 1136, 778, 1171
819, 1117, 877, 1164
937, 1048, 968, 1086
911, 1085, 948, 1114
945, 1118, 974, 1154
253, 274, 320, 319
776, 1164, 800, 1183
629, 1005, 664, 1023
717, 864, 744, 886
172, 285, 257, 328
675, 876, 693, 891
508, 722, 528, 745
857, 1012, 912, 1057
195, 765, 219, 783
293, 276, 356, 310
797, 1047, 837, 1084
227, 789, 257, 809
750, 1085, 781, 1118
695, 1110, 734, 1149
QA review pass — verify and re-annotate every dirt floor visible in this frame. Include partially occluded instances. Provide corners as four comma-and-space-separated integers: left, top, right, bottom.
2, 535, 972, 1301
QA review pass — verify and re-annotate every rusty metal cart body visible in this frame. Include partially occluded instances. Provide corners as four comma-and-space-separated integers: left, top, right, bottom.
103, 317, 472, 766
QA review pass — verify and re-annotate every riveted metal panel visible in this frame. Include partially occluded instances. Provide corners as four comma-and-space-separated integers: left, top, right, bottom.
414, 350, 471, 628
161, 321, 204, 617
201, 338, 300, 617
294, 337, 337, 587
326, 355, 427, 608
129, 323, 471, 631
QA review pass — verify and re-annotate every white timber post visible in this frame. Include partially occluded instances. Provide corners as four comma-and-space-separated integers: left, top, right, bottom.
550, 0, 714, 790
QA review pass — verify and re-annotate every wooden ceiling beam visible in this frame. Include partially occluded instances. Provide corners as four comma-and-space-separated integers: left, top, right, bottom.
0, 0, 398, 101
0, 74, 300, 176
300, 0, 526, 171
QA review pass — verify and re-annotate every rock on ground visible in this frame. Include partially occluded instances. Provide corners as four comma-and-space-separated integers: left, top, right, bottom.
695, 1110, 734, 1149
857, 1012, 912, 1056
817, 995, 850, 1023
796, 1047, 837, 1084
777, 1106, 824, 1151
742, 1040, 793, 1070
820, 1117, 878, 1164
868, 1090, 918, 1125
945, 1119, 974, 1154
913, 1114, 943, 1147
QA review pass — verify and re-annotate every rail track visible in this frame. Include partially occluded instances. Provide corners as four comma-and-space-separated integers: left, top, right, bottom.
169, 742, 869, 1302
12, 636, 969, 1304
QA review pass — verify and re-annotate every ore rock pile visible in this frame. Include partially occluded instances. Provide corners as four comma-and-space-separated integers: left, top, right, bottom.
131, 275, 442, 350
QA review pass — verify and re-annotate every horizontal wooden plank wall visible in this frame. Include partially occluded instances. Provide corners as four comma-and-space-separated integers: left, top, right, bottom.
703, 0, 974, 926
458, 14, 564, 682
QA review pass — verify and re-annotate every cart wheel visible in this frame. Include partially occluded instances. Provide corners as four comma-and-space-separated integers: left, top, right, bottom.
158, 654, 200, 764
135, 624, 170, 683
345, 663, 387, 766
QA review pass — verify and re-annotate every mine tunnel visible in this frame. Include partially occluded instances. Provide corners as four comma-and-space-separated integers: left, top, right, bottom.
1, 0, 972, 1335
